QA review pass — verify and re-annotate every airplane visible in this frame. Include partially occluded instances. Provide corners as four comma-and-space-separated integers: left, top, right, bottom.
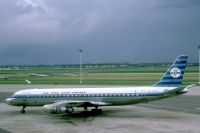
5, 55, 191, 114
30, 73, 49, 77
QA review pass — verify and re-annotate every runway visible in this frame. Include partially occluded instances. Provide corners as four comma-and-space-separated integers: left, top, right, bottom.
0, 85, 200, 133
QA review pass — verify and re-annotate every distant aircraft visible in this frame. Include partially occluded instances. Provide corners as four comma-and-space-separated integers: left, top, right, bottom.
5, 55, 193, 114
0, 76, 8, 80
25, 79, 31, 84
30, 73, 49, 77
30, 73, 78, 77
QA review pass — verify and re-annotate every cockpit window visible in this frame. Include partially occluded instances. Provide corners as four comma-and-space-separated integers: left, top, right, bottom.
12, 94, 22, 98
12, 94, 18, 98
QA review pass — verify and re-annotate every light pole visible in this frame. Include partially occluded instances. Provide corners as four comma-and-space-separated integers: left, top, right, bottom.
79, 49, 83, 84
198, 46, 200, 85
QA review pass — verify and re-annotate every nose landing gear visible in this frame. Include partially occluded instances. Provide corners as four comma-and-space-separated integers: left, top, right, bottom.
21, 105, 26, 113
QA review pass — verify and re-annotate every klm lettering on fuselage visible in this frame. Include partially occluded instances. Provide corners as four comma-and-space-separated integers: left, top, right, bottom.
43, 91, 86, 94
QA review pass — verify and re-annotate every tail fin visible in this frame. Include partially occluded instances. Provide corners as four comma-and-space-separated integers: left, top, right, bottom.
153, 55, 188, 87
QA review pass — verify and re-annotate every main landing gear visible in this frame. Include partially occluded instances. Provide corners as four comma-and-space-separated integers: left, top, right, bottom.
82, 106, 102, 115
21, 105, 26, 113
91, 106, 102, 114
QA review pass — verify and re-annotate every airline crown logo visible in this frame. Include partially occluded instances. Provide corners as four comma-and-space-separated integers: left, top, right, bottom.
170, 67, 181, 78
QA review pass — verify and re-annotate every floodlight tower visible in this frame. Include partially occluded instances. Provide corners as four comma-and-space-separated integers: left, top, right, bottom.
198, 46, 200, 85
79, 49, 83, 84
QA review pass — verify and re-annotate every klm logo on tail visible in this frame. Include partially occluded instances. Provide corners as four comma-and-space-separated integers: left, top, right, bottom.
154, 55, 188, 87
170, 67, 181, 78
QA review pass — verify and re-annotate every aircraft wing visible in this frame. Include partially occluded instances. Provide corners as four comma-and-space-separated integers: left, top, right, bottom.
52, 100, 110, 107
43, 100, 110, 113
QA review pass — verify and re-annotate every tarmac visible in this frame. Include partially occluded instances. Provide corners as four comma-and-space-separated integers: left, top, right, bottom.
0, 85, 200, 133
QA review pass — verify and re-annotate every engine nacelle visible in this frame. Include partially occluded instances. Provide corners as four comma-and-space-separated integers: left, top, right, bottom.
43, 104, 74, 114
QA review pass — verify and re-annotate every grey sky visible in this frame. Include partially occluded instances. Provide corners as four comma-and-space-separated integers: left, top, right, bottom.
0, 0, 199, 65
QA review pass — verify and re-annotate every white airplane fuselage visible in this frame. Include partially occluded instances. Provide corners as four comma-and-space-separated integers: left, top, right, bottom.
6, 86, 180, 107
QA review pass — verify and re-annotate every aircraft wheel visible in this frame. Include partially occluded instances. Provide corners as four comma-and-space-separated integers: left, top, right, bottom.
91, 109, 102, 115
91, 109, 96, 114
21, 109, 25, 114
81, 110, 89, 116
97, 109, 102, 114
21, 105, 26, 114
65, 107, 74, 113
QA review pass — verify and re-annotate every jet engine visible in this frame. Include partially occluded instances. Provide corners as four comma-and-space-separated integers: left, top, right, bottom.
43, 104, 74, 114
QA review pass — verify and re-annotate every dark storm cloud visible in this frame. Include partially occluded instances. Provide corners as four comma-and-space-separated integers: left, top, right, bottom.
0, 0, 199, 65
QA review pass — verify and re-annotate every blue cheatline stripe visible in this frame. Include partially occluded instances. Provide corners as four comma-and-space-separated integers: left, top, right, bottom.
178, 57, 188, 61
180, 55, 188, 57
158, 79, 181, 82
174, 61, 187, 64
177, 56, 188, 58
173, 64, 186, 67
162, 76, 183, 80
157, 83, 181, 85
163, 73, 184, 77
155, 82, 181, 85
179, 56, 188, 59
177, 56, 187, 59
12, 93, 164, 98
167, 69, 185, 72
165, 71, 185, 74
172, 66, 186, 69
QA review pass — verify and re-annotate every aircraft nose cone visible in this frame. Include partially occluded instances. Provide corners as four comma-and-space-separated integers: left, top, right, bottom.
5, 98, 11, 105
5, 98, 15, 105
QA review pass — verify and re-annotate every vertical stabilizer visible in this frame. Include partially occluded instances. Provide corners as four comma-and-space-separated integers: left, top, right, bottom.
153, 55, 188, 87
